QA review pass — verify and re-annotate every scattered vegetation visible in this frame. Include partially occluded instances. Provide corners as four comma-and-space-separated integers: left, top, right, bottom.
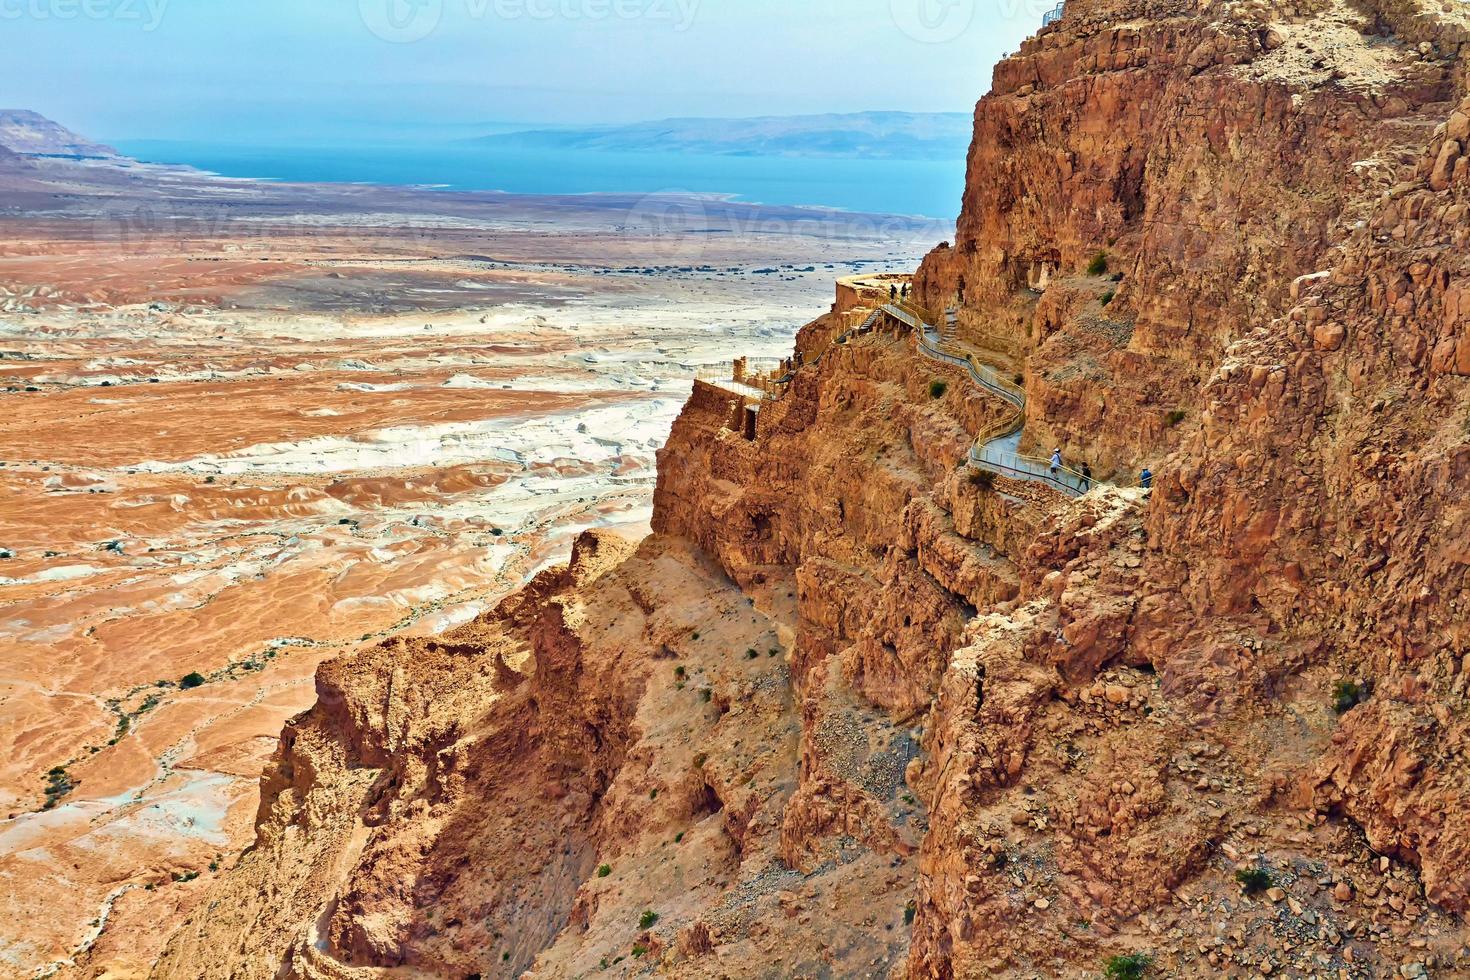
1103, 952, 1152, 979
903, 901, 917, 925
43, 766, 77, 810
649, 789, 659, 800
745, 648, 758, 660
691, 632, 700, 641
632, 944, 649, 958
700, 688, 712, 704
674, 666, 686, 680
674, 832, 684, 843
179, 672, 207, 689
1236, 866, 1274, 895
768, 648, 780, 658
929, 379, 948, 399
1165, 409, 1187, 428
1101, 289, 1116, 306
638, 910, 660, 930
1334, 678, 1371, 715
1086, 251, 1110, 276
172, 870, 200, 883
597, 864, 612, 878
693, 753, 708, 769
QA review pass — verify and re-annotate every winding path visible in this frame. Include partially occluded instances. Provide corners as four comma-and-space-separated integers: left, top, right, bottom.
881, 301, 1099, 499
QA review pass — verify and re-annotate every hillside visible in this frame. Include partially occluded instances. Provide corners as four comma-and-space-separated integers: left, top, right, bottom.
471, 111, 974, 159
0, 109, 118, 159
151, 0, 1470, 977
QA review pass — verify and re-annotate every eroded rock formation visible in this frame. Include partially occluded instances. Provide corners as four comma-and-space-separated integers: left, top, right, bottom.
154, 0, 1470, 976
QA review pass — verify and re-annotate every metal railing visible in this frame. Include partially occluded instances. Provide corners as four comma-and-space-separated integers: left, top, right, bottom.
886, 300, 1134, 498
1042, 1, 1065, 27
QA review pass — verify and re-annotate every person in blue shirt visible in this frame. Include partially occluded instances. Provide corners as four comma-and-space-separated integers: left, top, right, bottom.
1140, 468, 1154, 490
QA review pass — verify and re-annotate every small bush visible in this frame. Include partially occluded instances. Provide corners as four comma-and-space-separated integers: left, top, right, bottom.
180, 672, 207, 689
631, 944, 648, 958
768, 648, 779, 658
929, 380, 948, 399
674, 832, 684, 843
1101, 289, 1116, 306
674, 666, 685, 680
904, 901, 917, 925
1334, 679, 1371, 714
700, 688, 712, 704
693, 753, 708, 769
1104, 952, 1152, 979
969, 469, 996, 489
1165, 410, 1187, 428
649, 789, 658, 800
639, 910, 659, 930
746, 648, 758, 660
1013, 373, 1025, 386
597, 864, 612, 878
1236, 866, 1273, 895
691, 632, 700, 641
1086, 251, 1110, 276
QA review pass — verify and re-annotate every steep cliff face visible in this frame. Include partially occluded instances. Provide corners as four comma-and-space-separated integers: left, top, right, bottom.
153, 0, 1470, 977
916, 0, 1461, 477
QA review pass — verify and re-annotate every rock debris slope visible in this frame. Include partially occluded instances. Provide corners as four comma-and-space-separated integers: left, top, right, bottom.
155, 0, 1470, 977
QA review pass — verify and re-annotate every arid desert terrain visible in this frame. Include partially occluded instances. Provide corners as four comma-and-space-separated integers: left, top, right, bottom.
0, 139, 941, 977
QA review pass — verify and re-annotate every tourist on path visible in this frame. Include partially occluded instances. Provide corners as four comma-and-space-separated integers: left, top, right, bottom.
890, 285, 897, 301
1050, 449, 1063, 477
1080, 463, 1092, 491
1140, 467, 1153, 490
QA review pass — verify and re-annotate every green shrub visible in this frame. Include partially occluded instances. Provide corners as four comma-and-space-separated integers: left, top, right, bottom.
1334, 679, 1370, 714
597, 864, 612, 878
746, 648, 758, 660
639, 910, 659, 930
1104, 952, 1152, 979
631, 944, 648, 958
674, 832, 685, 843
929, 380, 948, 399
1236, 866, 1273, 894
180, 672, 207, 689
1086, 251, 1110, 276
693, 752, 708, 769
903, 901, 917, 925
1166, 410, 1187, 428
1101, 290, 1116, 306
700, 688, 713, 704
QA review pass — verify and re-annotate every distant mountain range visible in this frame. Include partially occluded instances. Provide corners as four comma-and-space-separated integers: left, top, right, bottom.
468, 111, 973, 160
0, 109, 117, 159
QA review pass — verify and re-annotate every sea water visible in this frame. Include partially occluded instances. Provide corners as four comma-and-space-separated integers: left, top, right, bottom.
113, 139, 964, 220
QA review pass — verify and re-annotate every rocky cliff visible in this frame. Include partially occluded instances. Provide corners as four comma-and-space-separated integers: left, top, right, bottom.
153, 0, 1470, 977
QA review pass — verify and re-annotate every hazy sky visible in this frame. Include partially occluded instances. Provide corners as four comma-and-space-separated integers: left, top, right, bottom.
7, 0, 1048, 142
